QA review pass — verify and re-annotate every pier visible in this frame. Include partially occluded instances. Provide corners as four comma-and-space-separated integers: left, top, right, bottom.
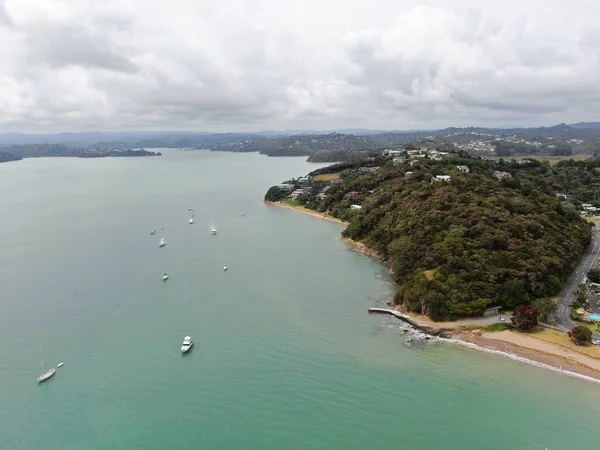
368, 308, 430, 333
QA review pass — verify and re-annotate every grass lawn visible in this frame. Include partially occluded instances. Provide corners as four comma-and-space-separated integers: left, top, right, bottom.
531, 155, 590, 165
313, 172, 341, 182
525, 328, 600, 358
487, 155, 590, 166
486, 323, 512, 332
581, 322, 600, 333
283, 198, 302, 207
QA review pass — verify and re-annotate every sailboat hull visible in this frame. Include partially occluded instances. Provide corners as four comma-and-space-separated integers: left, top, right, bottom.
37, 368, 56, 383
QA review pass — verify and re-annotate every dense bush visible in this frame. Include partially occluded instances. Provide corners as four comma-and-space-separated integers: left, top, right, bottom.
273, 156, 593, 320
569, 325, 592, 345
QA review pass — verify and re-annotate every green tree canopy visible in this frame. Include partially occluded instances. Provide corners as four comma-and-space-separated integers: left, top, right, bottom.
569, 325, 592, 345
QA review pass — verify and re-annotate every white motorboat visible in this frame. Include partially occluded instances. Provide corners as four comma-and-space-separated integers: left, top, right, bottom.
162, 273, 169, 281
150, 230, 156, 235
57, 362, 64, 368
37, 346, 56, 383
159, 238, 166, 247
241, 213, 244, 216
189, 218, 194, 224
223, 265, 228, 271
188, 207, 192, 211
181, 336, 194, 353
211, 228, 217, 235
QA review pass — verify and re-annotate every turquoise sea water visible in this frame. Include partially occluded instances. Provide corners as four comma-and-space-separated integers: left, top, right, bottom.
1, 150, 599, 450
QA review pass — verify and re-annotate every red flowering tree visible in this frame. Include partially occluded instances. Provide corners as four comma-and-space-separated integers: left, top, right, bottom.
510, 305, 539, 331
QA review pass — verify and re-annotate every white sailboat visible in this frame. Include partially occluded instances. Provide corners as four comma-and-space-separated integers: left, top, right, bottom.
37, 346, 56, 383
189, 217, 194, 224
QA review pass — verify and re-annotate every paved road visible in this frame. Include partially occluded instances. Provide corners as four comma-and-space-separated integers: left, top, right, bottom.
553, 229, 600, 338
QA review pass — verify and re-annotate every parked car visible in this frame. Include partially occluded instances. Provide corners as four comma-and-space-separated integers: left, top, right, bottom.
499, 316, 506, 322
593, 340, 600, 346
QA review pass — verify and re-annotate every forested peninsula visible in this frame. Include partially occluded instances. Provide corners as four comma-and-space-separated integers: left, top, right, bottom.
265, 153, 595, 320
0, 144, 161, 161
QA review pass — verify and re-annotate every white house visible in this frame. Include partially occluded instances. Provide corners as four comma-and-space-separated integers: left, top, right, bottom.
384, 149, 403, 156
456, 165, 470, 174
434, 175, 451, 182
404, 171, 413, 177
350, 204, 362, 210
393, 157, 406, 164
290, 189, 308, 199
493, 171, 511, 179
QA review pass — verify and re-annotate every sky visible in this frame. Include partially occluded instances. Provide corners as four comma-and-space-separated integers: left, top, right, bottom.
1, 0, 599, 133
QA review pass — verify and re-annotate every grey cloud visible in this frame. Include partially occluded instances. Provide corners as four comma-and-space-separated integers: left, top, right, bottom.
26, 24, 138, 73
1, 0, 599, 132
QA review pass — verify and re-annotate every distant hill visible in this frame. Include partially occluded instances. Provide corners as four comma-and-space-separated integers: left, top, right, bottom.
569, 122, 600, 130
1, 121, 600, 162
0, 151, 22, 163
1, 144, 161, 159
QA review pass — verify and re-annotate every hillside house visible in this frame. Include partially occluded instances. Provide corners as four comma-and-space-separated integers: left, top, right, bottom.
384, 149, 403, 156
405, 171, 413, 177
290, 189, 309, 199
346, 191, 360, 198
434, 175, 451, 182
359, 166, 380, 173
483, 306, 502, 317
350, 204, 362, 210
493, 171, 511, 179
393, 157, 406, 164
456, 165, 470, 174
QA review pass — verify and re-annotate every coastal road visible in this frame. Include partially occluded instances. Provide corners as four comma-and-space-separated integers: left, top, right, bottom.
553, 228, 600, 337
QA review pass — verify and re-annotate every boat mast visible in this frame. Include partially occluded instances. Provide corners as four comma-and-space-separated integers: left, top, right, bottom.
40, 345, 45, 372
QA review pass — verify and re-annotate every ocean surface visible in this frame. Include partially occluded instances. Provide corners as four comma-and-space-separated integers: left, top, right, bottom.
1, 150, 599, 450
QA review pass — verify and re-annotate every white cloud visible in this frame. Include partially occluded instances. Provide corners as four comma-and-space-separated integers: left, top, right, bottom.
0, 0, 599, 132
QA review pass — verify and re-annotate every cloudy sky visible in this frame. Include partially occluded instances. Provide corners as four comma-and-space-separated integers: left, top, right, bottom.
1, 0, 599, 133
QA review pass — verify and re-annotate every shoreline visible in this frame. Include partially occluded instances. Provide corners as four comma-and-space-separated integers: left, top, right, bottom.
455, 330, 600, 383
266, 198, 600, 383
264, 200, 348, 225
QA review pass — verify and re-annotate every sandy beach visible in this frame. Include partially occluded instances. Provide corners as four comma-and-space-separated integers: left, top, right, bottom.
265, 201, 348, 225
459, 329, 600, 381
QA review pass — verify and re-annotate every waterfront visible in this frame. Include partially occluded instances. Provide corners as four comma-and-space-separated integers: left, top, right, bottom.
1, 150, 599, 449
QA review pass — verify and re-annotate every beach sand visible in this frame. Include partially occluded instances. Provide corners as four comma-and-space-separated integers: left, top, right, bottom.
459, 330, 600, 381
265, 201, 347, 225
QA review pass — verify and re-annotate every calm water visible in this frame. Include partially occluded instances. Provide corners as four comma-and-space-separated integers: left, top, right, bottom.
1, 150, 599, 450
